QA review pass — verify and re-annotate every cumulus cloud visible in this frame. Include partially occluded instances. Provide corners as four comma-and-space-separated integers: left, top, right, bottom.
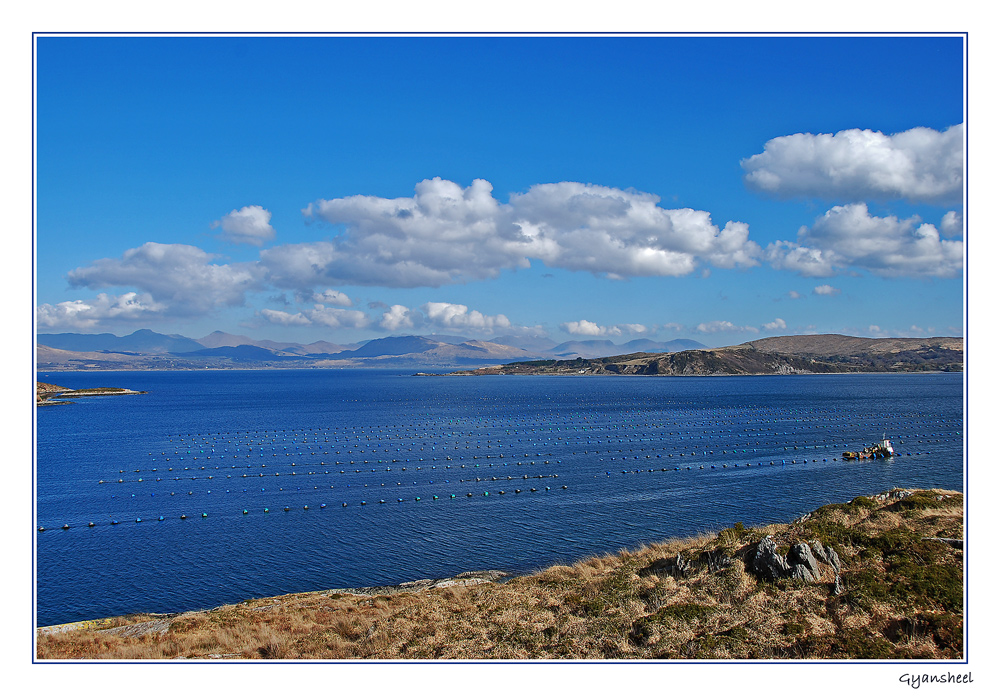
266, 178, 760, 289
379, 304, 424, 332
766, 203, 963, 278
258, 305, 370, 329
295, 289, 353, 306
695, 320, 759, 335
788, 291, 803, 299
67, 242, 264, 313
509, 182, 761, 276
742, 124, 964, 204
763, 318, 787, 331
212, 205, 277, 246
560, 320, 649, 337
939, 210, 964, 237
813, 284, 840, 296
36, 292, 167, 330
306, 305, 370, 329
422, 302, 512, 333
258, 308, 311, 326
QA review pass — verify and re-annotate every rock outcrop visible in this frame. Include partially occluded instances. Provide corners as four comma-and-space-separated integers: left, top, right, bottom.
751, 536, 841, 588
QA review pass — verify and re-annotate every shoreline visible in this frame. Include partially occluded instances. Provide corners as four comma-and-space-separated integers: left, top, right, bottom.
35, 488, 961, 632
35, 487, 965, 660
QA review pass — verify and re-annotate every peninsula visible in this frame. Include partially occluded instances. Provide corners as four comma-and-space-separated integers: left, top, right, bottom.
36, 382, 147, 405
447, 335, 964, 376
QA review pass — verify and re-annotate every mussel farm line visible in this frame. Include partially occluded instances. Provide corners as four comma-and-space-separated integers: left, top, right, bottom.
37, 399, 961, 533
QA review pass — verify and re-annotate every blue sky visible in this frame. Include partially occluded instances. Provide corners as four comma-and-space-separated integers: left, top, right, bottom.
34, 35, 965, 347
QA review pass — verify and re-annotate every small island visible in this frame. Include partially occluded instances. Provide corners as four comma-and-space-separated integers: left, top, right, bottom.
36, 382, 147, 406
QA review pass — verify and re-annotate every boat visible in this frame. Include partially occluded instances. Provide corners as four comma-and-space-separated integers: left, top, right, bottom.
843, 437, 894, 460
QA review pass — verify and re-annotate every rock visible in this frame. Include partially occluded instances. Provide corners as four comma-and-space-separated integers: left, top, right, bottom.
810, 541, 842, 573
703, 548, 733, 573
752, 536, 792, 580
833, 573, 843, 595
751, 537, 840, 584
640, 550, 732, 579
788, 543, 821, 581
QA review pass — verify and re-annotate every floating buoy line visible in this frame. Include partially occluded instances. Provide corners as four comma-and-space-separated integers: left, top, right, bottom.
37, 406, 961, 533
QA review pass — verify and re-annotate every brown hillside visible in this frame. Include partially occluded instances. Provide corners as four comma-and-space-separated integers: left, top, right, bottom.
740, 334, 963, 356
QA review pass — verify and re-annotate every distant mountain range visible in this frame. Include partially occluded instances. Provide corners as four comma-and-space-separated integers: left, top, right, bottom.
35, 329, 708, 371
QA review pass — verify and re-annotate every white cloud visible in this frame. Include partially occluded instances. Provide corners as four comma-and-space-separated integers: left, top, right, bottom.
695, 320, 759, 335
379, 304, 423, 332
560, 320, 650, 337
763, 318, 787, 331
268, 178, 759, 289
296, 289, 353, 307
212, 205, 277, 246
306, 305, 370, 329
509, 182, 761, 276
813, 284, 841, 296
67, 242, 263, 313
742, 124, 964, 204
259, 305, 370, 329
767, 203, 963, 278
258, 308, 311, 326
562, 320, 607, 336
422, 302, 512, 333
765, 242, 839, 277
788, 291, 803, 299
36, 292, 166, 330
939, 210, 963, 237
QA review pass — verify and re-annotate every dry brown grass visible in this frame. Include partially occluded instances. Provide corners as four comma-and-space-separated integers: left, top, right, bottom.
37, 488, 964, 661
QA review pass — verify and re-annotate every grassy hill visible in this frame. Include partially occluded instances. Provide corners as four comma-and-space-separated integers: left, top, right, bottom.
36, 488, 963, 660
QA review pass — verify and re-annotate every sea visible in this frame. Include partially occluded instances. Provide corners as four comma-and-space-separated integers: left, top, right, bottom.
35, 369, 965, 627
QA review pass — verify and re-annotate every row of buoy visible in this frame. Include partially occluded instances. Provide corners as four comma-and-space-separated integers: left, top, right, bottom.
38, 485, 571, 531
125, 459, 551, 475
156, 414, 957, 446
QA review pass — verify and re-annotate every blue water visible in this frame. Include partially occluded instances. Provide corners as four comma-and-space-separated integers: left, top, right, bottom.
35, 370, 964, 627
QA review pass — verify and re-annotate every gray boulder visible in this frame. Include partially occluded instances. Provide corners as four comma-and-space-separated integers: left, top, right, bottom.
810, 541, 842, 573
788, 543, 821, 581
752, 536, 792, 580
750, 536, 841, 585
